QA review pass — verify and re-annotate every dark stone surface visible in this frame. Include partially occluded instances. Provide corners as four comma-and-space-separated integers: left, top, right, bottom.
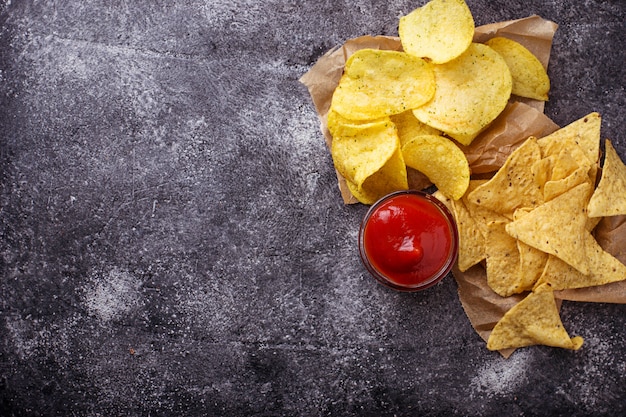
1, 1, 625, 416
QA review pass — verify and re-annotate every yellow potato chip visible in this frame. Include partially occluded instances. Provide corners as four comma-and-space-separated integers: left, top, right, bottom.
485, 37, 550, 101
487, 284, 583, 351
328, 113, 404, 190
330, 49, 435, 120
401, 134, 470, 200
398, 0, 474, 64
505, 182, 592, 275
587, 140, 626, 217
412, 43, 512, 145
467, 137, 544, 218
484, 220, 522, 297
390, 110, 441, 148
534, 232, 626, 291
344, 146, 409, 204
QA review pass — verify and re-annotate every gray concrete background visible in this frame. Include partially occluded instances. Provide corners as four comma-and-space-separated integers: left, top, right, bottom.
1, 1, 625, 416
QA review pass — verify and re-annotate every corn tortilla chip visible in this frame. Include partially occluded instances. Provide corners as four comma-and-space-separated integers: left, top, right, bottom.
534, 232, 626, 291
467, 137, 543, 218
543, 165, 591, 202
537, 112, 601, 178
487, 285, 583, 351
587, 140, 626, 217
484, 220, 523, 297
505, 182, 592, 275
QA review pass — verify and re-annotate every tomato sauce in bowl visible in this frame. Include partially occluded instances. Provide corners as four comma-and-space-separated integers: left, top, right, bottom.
359, 190, 459, 292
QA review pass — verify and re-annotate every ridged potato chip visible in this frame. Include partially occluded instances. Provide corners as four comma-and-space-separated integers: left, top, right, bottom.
485, 37, 550, 101
330, 49, 435, 121
401, 134, 470, 200
412, 43, 512, 145
399, 0, 474, 64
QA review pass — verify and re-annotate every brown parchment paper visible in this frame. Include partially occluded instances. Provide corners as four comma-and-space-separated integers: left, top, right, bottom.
299, 15, 626, 357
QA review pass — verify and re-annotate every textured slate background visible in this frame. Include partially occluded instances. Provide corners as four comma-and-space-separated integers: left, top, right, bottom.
1, 1, 625, 416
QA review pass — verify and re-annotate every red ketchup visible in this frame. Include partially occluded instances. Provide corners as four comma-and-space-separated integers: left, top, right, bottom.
359, 190, 458, 291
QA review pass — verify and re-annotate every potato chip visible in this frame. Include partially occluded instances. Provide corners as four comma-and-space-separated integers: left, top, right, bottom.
412, 43, 512, 145
390, 110, 441, 148
467, 137, 543, 218
587, 140, 626, 217
485, 37, 550, 101
487, 284, 583, 351
344, 145, 409, 204
505, 182, 592, 275
328, 112, 408, 203
398, 0, 474, 64
401, 134, 470, 200
330, 49, 435, 120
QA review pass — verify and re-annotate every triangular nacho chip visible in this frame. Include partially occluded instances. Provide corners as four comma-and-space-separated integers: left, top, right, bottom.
484, 220, 521, 297
544, 165, 591, 202
505, 182, 592, 274
537, 112, 601, 172
535, 232, 626, 291
487, 284, 583, 351
467, 137, 544, 218
587, 140, 626, 217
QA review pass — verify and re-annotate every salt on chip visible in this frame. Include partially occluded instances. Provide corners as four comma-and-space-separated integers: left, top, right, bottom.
485, 37, 550, 101
505, 182, 592, 275
587, 140, 626, 217
487, 284, 583, 351
330, 49, 435, 121
401, 134, 470, 200
398, 0, 474, 64
412, 43, 512, 145
467, 137, 543, 218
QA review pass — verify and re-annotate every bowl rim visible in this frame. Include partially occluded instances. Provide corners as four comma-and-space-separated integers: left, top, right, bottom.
358, 189, 459, 292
